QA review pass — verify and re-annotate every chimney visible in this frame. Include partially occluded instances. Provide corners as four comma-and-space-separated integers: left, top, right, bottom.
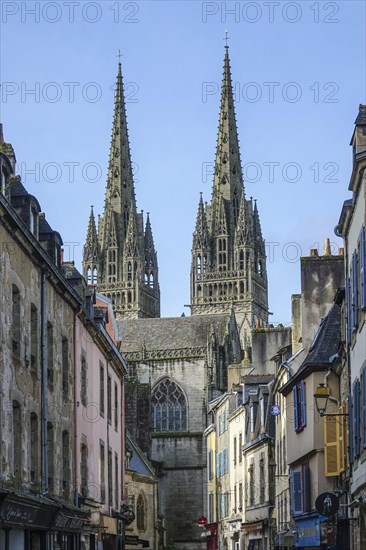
339, 247, 344, 256
323, 238, 331, 256
310, 248, 318, 257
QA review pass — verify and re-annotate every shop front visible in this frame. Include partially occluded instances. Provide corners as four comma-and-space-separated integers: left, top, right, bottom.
294, 515, 320, 548
0, 490, 87, 549
242, 521, 264, 550
204, 522, 218, 550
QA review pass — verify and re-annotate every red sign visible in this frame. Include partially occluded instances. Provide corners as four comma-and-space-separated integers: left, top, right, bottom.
198, 516, 207, 525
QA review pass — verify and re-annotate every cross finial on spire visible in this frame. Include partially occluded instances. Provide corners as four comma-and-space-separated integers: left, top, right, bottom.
116, 49, 123, 63
224, 29, 230, 47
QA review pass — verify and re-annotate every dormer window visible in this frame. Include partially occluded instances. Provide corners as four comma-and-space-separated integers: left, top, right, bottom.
30, 206, 38, 238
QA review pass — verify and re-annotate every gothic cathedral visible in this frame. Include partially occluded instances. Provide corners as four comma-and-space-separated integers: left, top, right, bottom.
83, 46, 268, 550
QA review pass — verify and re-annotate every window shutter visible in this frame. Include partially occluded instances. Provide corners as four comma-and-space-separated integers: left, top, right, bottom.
293, 386, 299, 431
302, 464, 311, 511
346, 276, 351, 344
354, 380, 361, 457
290, 470, 302, 514
324, 416, 340, 476
361, 226, 366, 309
339, 406, 345, 472
363, 367, 366, 448
349, 393, 354, 464
301, 380, 307, 428
216, 452, 220, 478
225, 448, 229, 474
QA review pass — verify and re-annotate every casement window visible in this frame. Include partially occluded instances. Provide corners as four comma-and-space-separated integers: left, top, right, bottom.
47, 322, 54, 385
361, 226, 366, 309
352, 251, 359, 331
62, 431, 70, 498
62, 337, 69, 399
47, 422, 54, 493
30, 413, 38, 484
238, 483, 243, 511
354, 379, 361, 458
249, 461, 255, 506
290, 464, 310, 515
80, 442, 88, 497
259, 453, 265, 503
233, 437, 237, 467
208, 493, 214, 523
100, 441, 105, 502
12, 285, 21, 358
115, 453, 119, 509
208, 450, 213, 480
349, 393, 354, 465
100, 363, 105, 417
238, 433, 243, 463
30, 304, 38, 372
108, 449, 113, 506
114, 382, 118, 432
293, 380, 306, 432
346, 276, 352, 344
363, 366, 366, 449
107, 375, 112, 424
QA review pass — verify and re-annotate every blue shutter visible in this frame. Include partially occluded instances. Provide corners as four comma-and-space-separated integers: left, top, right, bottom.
354, 380, 361, 457
221, 451, 224, 477
363, 367, 366, 449
216, 452, 220, 478
352, 251, 359, 331
346, 276, 351, 344
293, 386, 299, 431
225, 448, 229, 474
349, 393, 354, 465
290, 470, 302, 514
301, 380, 307, 428
361, 226, 366, 310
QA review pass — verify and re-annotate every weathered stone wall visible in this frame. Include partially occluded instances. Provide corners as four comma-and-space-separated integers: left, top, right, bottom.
251, 327, 292, 374
0, 221, 75, 496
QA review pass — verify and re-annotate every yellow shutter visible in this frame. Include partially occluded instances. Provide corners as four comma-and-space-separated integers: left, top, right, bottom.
339, 406, 345, 472
343, 403, 349, 470
324, 416, 340, 476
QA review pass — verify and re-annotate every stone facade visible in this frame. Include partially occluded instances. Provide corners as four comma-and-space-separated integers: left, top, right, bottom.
0, 135, 88, 548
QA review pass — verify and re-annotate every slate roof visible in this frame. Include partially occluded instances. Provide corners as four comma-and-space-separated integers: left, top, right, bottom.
301, 302, 341, 368
118, 314, 231, 352
280, 303, 341, 394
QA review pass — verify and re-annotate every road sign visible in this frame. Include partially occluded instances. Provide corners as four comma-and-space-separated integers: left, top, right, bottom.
315, 492, 339, 517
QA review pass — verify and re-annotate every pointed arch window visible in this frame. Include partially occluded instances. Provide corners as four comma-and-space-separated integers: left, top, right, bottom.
151, 379, 187, 433
87, 267, 92, 285
127, 262, 132, 281
196, 255, 201, 274
233, 192, 239, 221
239, 250, 244, 270
92, 267, 98, 284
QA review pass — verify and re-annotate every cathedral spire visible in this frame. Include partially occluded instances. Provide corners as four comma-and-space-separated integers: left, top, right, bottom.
83, 205, 100, 284
190, 45, 268, 344
83, 61, 160, 319
210, 45, 244, 235
101, 62, 137, 250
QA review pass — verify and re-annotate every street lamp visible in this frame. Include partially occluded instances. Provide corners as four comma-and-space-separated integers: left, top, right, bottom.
314, 384, 348, 417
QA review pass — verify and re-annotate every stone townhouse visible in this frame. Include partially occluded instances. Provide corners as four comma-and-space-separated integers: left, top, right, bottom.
279, 245, 347, 549
241, 377, 275, 550
0, 128, 87, 549
336, 103, 366, 549
60, 271, 128, 550
124, 433, 160, 550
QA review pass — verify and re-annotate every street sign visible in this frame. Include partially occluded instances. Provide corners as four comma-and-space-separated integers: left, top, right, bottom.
315, 492, 339, 517
270, 404, 281, 416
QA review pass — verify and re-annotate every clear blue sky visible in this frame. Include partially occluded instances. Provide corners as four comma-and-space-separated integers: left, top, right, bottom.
1, 1, 365, 324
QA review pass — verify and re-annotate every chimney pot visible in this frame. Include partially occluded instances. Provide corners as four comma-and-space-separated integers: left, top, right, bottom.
338, 247, 344, 256
310, 249, 318, 257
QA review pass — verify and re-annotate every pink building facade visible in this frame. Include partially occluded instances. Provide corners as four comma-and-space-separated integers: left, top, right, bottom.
74, 297, 127, 550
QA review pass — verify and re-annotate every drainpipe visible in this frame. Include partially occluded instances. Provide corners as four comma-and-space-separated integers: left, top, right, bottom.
40, 271, 48, 494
